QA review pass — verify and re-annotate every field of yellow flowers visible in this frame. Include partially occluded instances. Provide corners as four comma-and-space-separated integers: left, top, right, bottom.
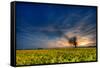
16, 47, 96, 65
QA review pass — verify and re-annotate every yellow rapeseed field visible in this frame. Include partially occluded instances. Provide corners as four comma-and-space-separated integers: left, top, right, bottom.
16, 47, 96, 65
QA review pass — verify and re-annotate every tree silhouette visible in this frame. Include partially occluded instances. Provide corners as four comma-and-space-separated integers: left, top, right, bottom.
68, 36, 77, 48
54, 25, 78, 48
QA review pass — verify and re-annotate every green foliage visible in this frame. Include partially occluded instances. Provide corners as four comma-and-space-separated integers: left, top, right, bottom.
16, 48, 96, 65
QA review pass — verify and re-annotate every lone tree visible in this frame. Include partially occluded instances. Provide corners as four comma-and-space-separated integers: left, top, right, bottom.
68, 36, 77, 48
54, 25, 78, 48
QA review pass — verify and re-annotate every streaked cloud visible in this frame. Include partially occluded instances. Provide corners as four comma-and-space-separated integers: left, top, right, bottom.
16, 3, 97, 49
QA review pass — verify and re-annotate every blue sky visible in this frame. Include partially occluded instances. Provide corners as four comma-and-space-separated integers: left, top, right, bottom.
15, 2, 97, 49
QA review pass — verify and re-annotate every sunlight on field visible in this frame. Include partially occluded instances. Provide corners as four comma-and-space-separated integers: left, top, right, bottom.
16, 47, 96, 65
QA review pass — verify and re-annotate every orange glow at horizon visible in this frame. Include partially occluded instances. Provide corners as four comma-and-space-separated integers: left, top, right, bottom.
47, 33, 95, 47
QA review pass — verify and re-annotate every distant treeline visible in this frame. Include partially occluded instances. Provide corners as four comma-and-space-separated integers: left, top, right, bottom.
16, 45, 96, 50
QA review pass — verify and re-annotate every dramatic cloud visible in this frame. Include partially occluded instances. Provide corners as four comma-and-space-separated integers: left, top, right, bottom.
16, 3, 97, 49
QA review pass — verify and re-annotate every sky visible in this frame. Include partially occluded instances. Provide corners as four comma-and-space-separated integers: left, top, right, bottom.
15, 2, 97, 49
